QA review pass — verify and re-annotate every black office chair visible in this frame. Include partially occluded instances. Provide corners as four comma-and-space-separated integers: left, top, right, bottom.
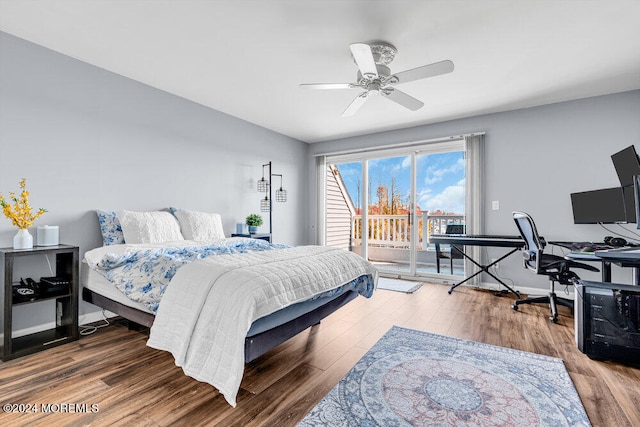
512, 211, 599, 323
438, 224, 466, 274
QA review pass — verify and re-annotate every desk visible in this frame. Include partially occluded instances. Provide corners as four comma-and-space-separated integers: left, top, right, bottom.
564, 252, 611, 282
551, 241, 612, 282
430, 234, 525, 297
565, 247, 640, 284
594, 247, 640, 285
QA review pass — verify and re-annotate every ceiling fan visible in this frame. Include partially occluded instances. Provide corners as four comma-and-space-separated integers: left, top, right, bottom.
300, 41, 454, 117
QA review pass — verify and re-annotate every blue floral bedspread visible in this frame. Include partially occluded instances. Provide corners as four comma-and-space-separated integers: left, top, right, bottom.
92, 239, 288, 312
91, 240, 374, 313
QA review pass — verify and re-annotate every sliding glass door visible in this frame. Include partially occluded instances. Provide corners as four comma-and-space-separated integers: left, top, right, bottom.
365, 155, 413, 275
323, 139, 468, 279
415, 149, 466, 276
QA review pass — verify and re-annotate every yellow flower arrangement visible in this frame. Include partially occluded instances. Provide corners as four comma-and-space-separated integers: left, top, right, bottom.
0, 178, 47, 229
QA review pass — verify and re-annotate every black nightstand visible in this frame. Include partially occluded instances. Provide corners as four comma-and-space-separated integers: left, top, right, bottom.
231, 233, 272, 243
1, 244, 79, 361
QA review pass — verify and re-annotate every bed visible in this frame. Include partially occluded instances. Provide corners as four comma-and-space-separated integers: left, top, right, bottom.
82, 209, 378, 406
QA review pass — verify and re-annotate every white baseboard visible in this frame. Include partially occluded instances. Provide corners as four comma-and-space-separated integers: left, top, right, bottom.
387, 274, 575, 300
475, 281, 575, 300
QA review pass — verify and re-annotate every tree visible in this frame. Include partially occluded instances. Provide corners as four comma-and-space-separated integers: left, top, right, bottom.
376, 184, 388, 214
389, 175, 403, 215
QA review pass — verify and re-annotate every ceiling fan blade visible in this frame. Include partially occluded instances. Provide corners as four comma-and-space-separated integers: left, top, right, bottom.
391, 60, 454, 84
349, 43, 378, 78
299, 83, 355, 90
342, 92, 369, 117
382, 88, 424, 111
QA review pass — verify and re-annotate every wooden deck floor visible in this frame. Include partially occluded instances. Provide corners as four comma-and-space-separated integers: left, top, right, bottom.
1, 283, 639, 426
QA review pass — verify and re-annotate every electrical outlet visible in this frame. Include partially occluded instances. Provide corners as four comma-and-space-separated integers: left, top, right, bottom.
492, 201, 500, 210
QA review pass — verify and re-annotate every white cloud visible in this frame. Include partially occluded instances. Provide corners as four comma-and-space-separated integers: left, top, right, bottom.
423, 158, 465, 185
419, 179, 466, 214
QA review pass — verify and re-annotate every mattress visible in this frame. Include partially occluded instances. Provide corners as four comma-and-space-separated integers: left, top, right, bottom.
82, 264, 152, 314
81, 260, 352, 337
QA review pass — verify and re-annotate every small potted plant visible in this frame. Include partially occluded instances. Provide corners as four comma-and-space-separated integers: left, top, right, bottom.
245, 214, 263, 233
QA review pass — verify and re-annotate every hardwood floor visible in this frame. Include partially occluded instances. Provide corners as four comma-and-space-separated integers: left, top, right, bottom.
1, 283, 639, 426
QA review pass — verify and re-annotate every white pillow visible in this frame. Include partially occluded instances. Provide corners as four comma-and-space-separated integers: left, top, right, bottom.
173, 209, 225, 241
117, 210, 184, 244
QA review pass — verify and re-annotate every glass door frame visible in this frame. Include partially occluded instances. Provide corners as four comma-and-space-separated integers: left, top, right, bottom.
324, 139, 466, 279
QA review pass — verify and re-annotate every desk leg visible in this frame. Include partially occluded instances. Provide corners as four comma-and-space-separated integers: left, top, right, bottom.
448, 247, 522, 298
435, 243, 441, 274
602, 261, 611, 282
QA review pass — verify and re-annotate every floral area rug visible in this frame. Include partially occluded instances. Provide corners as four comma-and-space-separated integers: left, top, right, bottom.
298, 326, 591, 426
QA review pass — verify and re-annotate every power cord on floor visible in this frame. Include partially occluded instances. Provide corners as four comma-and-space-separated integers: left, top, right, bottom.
80, 310, 110, 336
485, 249, 517, 296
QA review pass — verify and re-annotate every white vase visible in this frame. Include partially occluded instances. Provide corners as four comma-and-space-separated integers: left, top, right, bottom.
13, 228, 33, 249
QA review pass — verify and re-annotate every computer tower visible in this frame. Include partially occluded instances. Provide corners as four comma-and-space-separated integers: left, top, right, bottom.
575, 280, 640, 366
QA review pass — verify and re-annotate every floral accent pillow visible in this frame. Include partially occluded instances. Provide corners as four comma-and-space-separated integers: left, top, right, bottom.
96, 209, 125, 246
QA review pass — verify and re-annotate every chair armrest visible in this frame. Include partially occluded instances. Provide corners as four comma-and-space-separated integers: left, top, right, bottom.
522, 250, 537, 261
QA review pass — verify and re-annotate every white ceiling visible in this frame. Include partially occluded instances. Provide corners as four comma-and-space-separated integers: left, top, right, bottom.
1, 0, 639, 143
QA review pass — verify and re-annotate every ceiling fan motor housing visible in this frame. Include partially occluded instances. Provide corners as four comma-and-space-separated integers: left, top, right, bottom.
357, 64, 391, 82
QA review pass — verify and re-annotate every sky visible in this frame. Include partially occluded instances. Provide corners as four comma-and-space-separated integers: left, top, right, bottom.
335, 151, 465, 214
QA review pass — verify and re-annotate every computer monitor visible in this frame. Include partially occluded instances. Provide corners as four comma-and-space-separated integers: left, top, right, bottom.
623, 185, 637, 223
612, 145, 640, 187
571, 187, 627, 224
635, 175, 640, 229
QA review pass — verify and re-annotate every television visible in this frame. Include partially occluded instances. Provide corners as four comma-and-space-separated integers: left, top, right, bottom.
571, 187, 626, 224
612, 145, 640, 187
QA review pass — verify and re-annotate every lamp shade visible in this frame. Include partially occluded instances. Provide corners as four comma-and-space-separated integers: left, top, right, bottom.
257, 178, 269, 192
260, 197, 271, 212
275, 187, 287, 202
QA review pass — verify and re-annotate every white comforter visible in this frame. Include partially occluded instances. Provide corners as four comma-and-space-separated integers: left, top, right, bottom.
146, 245, 377, 407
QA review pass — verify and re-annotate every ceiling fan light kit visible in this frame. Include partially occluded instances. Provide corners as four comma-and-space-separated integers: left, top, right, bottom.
300, 41, 454, 116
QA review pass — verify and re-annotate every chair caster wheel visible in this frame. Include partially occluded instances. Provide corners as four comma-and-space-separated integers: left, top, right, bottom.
511, 304, 518, 311
549, 316, 558, 323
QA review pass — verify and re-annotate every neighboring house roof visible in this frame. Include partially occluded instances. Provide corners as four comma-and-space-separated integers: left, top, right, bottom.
329, 165, 355, 216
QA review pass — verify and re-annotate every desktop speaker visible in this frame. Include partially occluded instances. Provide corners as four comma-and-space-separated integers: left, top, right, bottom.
37, 225, 59, 246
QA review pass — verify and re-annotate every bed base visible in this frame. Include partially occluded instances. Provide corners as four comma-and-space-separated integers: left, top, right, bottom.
82, 287, 358, 362
244, 289, 357, 362
83, 287, 155, 327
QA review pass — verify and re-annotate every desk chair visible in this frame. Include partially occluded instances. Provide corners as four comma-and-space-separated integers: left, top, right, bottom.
438, 224, 465, 274
512, 211, 599, 323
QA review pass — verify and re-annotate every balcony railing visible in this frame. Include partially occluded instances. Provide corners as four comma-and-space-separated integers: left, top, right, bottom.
352, 213, 464, 249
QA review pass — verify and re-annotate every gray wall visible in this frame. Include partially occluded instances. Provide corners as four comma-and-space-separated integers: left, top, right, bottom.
3, 27, 639, 330
0, 32, 308, 331
308, 90, 640, 291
